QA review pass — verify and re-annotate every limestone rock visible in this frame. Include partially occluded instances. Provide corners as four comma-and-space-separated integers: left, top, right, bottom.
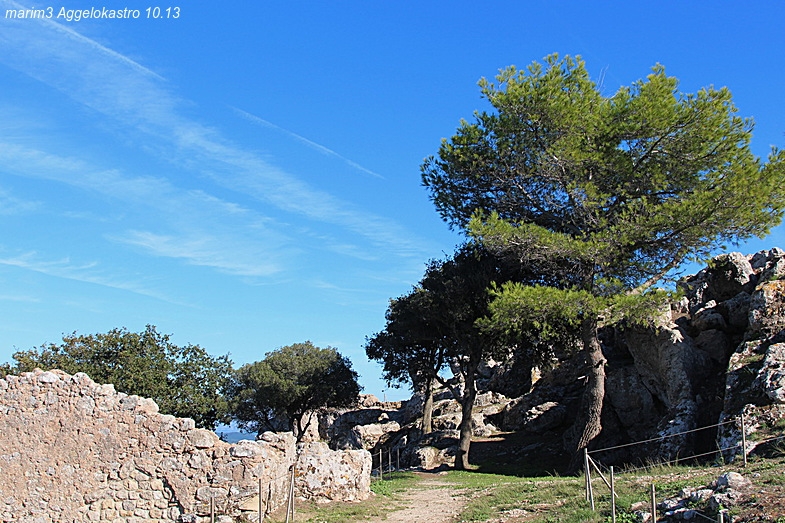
659, 472, 752, 519
694, 329, 733, 362
605, 366, 656, 432
713, 471, 751, 491
751, 247, 785, 282
501, 399, 567, 433
679, 252, 757, 312
716, 291, 751, 331
748, 280, 785, 338
350, 421, 401, 450
624, 325, 709, 410
296, 442, 372, 502
411, 445, 455, 470
753, 342, 785, 403
692, 301, 727, 332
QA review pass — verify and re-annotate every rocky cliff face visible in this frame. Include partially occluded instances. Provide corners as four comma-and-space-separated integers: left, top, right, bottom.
0, 369, 371, 522
316, 249, 785, 471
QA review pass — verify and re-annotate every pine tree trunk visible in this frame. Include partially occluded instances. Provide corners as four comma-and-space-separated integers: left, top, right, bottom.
455, 357, 478, 470
422, 377, 434, 434
566, 316, 606, 471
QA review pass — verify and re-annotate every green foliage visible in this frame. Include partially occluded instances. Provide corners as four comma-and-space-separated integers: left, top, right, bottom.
423, 53, 785, 296
366, 242, 519, 391
367, 242, 529, 467
7, 325, 233, 429
421, 54, 785, 457
607, 510, 639, 523
228, 341, 361, 439
365, 286, 446, 391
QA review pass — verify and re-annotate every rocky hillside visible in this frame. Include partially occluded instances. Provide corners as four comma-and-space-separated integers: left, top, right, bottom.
310, 248, 785, 472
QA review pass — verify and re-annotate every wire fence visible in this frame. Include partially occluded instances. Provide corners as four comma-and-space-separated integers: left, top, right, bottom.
197, 443, 405, 522
204, 418, 783, 522
372, 446, 402, 481
583, 413, 785, 522
197, 455, 302, 523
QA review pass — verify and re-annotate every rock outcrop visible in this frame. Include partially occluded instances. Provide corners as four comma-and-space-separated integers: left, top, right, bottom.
0, 369, 371, 522
318, 248, 785, 472
630, 471, 752, 522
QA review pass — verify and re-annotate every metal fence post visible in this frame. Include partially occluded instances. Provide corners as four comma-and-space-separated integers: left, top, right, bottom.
610, 466, 616, 523
259, 478, 264, 523
584, 449, 590, 503
285, 464, 295, 523
584, 449, 594, 510
741, 412, 748, 467
650, 483, 656, 522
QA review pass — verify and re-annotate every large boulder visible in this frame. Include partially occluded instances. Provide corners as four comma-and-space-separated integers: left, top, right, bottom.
349, 421, 401, 450
321, 406, 403, 447
410, 445, 456, 470
295, 441, 372, 502
605, 366, 658, 437
500, 399, 567, 434
717, 339, 785, 460
754, 342, 785, 403
624, 325, 710, 410
750, 247, 785, 282
679, 252, 757, 313
748, 280, 785, 339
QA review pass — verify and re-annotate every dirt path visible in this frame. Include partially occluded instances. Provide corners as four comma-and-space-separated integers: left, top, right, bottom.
361, 472, 469, 523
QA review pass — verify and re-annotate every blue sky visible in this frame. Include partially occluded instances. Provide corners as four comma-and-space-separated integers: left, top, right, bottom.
1, 1, 783, 401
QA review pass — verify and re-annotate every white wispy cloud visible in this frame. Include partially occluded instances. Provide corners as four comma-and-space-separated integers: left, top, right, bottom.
0, 4, 430, 264
0, 187, 39, 215
0, 141, 297, 278
232, 108, 385, 179
0, 294, 40, 303
119, 230, 284, 277
0, 251, 178, 303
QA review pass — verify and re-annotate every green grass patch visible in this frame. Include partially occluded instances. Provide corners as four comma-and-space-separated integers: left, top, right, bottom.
370, 471, 422, 496
262, 471, 422, 523
443, 470, 601, 522
264, 455, 785, 522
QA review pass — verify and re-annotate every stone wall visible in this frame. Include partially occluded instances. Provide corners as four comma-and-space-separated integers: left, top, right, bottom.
0, 369, 371, 522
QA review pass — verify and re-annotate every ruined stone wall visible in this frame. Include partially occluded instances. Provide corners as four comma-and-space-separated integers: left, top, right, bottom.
0, 369, 371, 522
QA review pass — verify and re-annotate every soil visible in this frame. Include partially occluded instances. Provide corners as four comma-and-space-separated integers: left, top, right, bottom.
360, 434, 785, 523
362, 472, 469, 523
358, 468, 785, 523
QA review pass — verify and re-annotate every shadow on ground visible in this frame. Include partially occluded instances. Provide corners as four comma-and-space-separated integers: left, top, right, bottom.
468, 431, 571, 477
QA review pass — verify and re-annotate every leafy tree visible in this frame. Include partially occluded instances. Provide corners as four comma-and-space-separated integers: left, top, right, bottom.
421, 54, 785, 466
366, 282, 449, 435
8, 325, 233, 429
368, 243, 518, 469
228, 341, 361, 441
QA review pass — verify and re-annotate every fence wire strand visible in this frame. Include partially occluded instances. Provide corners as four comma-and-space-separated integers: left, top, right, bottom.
589, 428, 785, 476
584, 422, 785, 523
588, 418, 738, 456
